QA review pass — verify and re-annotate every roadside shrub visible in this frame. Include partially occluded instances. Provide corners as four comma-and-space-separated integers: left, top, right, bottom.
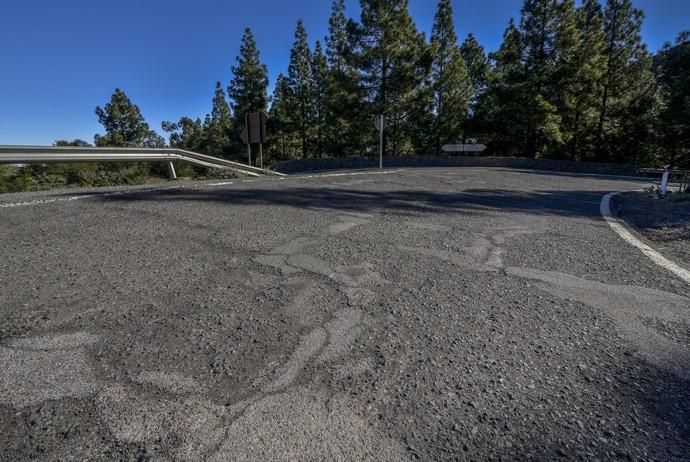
643, 184, 659, 194
667, 193, 690, 203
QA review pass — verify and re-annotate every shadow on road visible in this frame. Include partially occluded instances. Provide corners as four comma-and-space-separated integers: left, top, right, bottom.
70, 186, 614, 218
490, 168, 649, 182
46, 180, 690, 459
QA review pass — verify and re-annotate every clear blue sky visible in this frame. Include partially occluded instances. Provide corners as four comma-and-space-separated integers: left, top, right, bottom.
0, 0, 686, 145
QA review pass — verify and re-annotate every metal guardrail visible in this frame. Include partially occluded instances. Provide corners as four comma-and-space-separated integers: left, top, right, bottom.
0, 145, 285, 179
637, 167, 690, 194
637, 167, 685, 176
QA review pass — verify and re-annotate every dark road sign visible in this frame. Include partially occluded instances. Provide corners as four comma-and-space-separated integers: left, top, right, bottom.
245, 112, 269, 144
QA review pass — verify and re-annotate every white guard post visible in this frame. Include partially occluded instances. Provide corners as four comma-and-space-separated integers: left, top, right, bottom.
660, 165, 670, 196
167, 161, 177, 180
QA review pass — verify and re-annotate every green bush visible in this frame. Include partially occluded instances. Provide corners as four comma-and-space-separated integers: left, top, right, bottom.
0, 162, 173, 193
667, 192, 690, 203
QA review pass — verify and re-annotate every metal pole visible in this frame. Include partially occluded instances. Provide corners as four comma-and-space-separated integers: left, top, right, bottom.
379, 115, 384, 170
166, 161, 177, 180
246, 113, 252, 166
661, 170, 670, 196
259, 143, 263, 169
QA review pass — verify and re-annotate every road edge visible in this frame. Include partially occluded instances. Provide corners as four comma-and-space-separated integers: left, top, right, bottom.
600, 191, 690, 284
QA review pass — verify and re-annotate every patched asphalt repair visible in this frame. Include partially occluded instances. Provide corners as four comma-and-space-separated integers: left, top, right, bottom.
1, 167, 688, 460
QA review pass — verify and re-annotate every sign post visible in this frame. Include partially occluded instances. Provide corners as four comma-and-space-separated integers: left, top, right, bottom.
242, 112, 269, 167
240, 119, 251, 165
374, 115, 385, 169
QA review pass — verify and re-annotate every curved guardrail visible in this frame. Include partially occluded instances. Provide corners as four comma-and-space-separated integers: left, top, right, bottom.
0, 145, 285, 178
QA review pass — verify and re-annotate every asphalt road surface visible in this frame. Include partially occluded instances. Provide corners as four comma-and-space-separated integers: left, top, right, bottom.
1, 168, 689, 461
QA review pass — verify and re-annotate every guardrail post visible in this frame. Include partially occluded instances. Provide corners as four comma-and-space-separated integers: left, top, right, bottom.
167, 161, 177, 180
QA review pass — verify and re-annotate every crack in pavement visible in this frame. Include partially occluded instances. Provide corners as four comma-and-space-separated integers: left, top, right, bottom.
92, 212, 398, 459
399, 225, 537, 273
506, 266, 690, 380
397, 213, 690, 381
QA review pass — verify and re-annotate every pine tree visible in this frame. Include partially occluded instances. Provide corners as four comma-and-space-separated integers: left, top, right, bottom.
326, 0, 350, 72
596, 0, 655, 162
430, 0, 472, 154
481, 19, 528, 155
311, 41, 329, 157
519, 0, 565, 157
324, 0, 366, 156
203, 82, 233, 157
356, 0, 431, 156
162, 117, 205, 151
555, 0, 607, 160
269, 73, 297, 159
287, 20, 313, 158
461, 33, 491, 114
228, 28, 269, 123
94, 88, 164, 147
657, 32, 690, 169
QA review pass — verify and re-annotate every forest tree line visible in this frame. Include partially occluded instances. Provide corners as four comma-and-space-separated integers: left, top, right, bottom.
2, 0, 689, 192
160, 0, 689, 169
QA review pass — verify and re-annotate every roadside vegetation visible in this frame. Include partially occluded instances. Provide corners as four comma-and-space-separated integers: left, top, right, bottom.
2, 0, 688, 194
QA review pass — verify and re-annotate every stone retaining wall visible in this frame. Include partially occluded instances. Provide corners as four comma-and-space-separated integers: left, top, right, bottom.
271, 156, 638, 176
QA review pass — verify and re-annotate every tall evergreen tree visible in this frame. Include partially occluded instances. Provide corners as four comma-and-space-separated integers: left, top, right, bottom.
519, 0, 565, 157
94, 88, 164, 147
287, 20, 313, 158
228, 28, 269, 123
461, 33, 491, 113
461, 33, 491, 142
356, 0, 431, 155
269, 73, 297, 160
203, 82, 234, 156
556, 0, 607, 160
162, 117, 205, 151
596, 0, 655, 162
430, 0, 472, 154
481, 19, 528, 155
311, 41, 329, 157
324, 0, 366, 156
657, 32, 690, 169
326, 0, 350, 72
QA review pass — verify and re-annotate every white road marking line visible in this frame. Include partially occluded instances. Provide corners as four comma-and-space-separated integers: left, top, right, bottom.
0, 185, 185, 209
208, 181, 234, 186
313, 169, 403, 178
601, 192, 690, 284
0, 198, 60, 208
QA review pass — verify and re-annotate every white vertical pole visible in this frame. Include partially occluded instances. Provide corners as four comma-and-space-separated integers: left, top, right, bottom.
660, 171, 670, 196
245, 113, 252, 166
166, 161, 177, 180
379, 115, 384, 170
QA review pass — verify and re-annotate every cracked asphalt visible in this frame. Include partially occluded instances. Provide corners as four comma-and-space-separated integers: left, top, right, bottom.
1, 167, 689, 461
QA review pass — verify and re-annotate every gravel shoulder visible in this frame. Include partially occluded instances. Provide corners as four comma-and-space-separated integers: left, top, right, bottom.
614, 191, 690, 270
